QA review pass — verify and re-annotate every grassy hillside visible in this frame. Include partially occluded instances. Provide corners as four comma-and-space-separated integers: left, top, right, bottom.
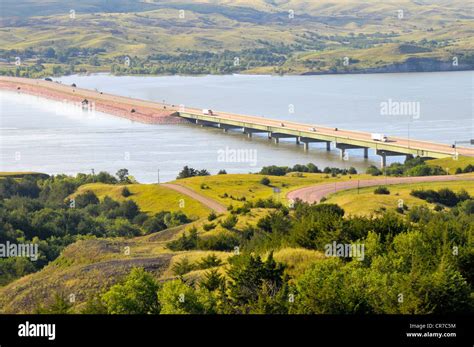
73, 183, 210, 219
0, 169, 472, 314
170, 172, 376, 207
1, 0, 472, 77
325, 176, 474, 215
427, 156, 474, 173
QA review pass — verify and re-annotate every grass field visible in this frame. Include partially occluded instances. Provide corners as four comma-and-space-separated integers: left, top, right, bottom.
427, 156, 474, 173
325, 179, 474, 216
73, 183, 211, 219
171, 173, 377, 207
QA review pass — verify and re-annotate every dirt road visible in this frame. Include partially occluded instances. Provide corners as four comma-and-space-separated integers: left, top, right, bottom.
287, 175, 474, 204
161, 183, 227, 213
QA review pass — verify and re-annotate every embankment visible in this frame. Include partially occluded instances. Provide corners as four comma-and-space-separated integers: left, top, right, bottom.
0, 76, 185, 125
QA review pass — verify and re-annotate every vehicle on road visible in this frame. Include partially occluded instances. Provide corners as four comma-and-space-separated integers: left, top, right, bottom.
309, 127, 316, 132
202, 109, 214, 116
372, 133, 388, 142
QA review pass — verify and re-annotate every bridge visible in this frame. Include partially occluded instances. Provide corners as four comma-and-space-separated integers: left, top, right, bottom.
177, 109, 474, 168
1, 76, 472, 168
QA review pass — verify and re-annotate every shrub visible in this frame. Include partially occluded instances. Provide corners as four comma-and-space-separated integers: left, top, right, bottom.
220, 214, 238, 230
366, 166, 382, 176
202, 223, 216, 231
121, 187, 131, 197
207, 211, 217, 221
374, 186, 390, 195
102, 268, 160, 314
172, 257, 195, 276
198, 232, 240, 251
260, 177, 271, 186
198, 254, 223, 269
74, 191, 99, 208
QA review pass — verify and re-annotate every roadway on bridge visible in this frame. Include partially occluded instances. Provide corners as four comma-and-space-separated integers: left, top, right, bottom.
183, 108, 474, 158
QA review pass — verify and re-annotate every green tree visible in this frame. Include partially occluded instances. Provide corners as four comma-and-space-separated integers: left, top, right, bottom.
158, 280, 215, 314
102, 268, 160, 314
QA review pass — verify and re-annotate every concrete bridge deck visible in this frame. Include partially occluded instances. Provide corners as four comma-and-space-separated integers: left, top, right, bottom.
177, 109, 473, 168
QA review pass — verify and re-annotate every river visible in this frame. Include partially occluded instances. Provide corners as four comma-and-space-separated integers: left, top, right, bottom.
1, 71, 472, 182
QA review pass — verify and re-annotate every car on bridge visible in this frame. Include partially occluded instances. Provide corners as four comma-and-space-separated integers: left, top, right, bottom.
202, 109, 214, 116
372, 133, 388, 142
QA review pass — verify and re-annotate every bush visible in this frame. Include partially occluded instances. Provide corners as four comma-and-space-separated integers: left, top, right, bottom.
220, 214, 238, 230
74, 191, 99, 208
102, 268, 160, 314
259, 166, 288, 176
121, 187, 131, 197
366, 165, 382, 176
374, 186, 390, 195
198, 254, 223, 269
207, 211, 217, 221
176, 166, 210, 179
172, 257, 195, 276
260, 177, 271, 186
198, 232, 240, 251
202, 223, 216, 231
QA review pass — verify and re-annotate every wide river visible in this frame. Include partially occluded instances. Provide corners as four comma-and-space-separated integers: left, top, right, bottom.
1, 71, 472, 182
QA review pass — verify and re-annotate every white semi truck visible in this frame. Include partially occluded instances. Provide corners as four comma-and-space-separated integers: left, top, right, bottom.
371, 133, 388, 142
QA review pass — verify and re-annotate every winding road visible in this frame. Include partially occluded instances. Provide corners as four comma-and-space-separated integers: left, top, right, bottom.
287, 175, 474, 204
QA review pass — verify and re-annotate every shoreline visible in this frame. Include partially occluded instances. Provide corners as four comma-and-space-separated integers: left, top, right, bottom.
0, 77, 185, 125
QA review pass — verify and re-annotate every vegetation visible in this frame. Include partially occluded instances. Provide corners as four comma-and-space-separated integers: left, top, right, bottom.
374, 186, 390, 195
43, 197, 473, 315
0, 167, 472, 315
1, 1, 472, 77
326, 180, 474, 216
410, 188, 470, 207
0, 172, 192, 286
366, 157, 446, 177
260, 163, 357, 176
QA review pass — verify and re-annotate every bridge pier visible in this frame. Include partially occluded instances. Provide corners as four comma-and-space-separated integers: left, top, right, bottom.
376, 149, 406, 168
336, 143, 369, 160
243, 127, 268, 139
271, 133, 297, 144
299, 137, 331, 152
218, 123, 241, 133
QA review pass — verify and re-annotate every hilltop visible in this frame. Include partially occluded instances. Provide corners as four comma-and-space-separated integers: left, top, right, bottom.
0, 0, 472, 77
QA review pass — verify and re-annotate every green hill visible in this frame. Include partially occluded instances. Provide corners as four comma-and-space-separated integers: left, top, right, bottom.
1, 0, 472, 77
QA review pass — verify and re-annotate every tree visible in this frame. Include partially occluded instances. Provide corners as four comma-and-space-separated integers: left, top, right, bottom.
75, 190, 100, 208
200, 269, 224, 291
157, 280, 214, 314
102, 268, 160, 314
226, 253, 285, 313
35, 293, 73, 314
172, 257, 195, 277
260, 177, 271, 186
116, 169, 130, 183
117, 200, 140, 220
